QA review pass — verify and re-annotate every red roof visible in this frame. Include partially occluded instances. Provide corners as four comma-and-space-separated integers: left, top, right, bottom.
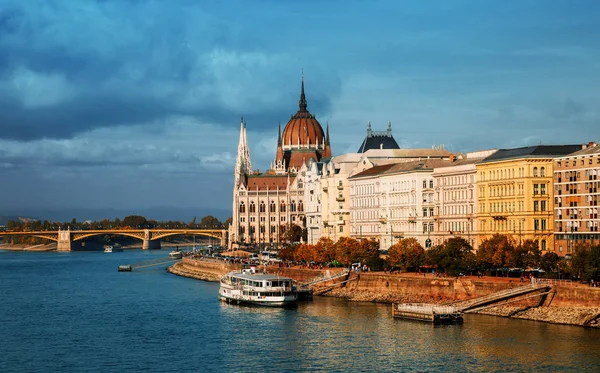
246, 175, 293, 191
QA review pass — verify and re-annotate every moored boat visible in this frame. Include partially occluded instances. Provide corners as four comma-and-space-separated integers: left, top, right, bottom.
219, 267, 297, 307
104, 245, 113, 253
169, 249, 183, 259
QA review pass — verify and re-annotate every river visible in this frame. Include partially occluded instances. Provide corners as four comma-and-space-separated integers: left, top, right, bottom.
1, 249, 598, 372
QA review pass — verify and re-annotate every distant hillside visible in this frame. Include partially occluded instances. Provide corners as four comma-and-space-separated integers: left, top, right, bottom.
0, 216, 39, 226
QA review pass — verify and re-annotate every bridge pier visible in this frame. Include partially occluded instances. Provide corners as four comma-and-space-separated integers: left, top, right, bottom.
142, 229, 161, 250
221, 230, 227, 248
57, 229, 71, 252
142, 239, 161, 250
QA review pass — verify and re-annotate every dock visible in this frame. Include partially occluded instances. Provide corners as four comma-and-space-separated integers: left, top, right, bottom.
392, 303, 463, 324
118, 256, 182, 272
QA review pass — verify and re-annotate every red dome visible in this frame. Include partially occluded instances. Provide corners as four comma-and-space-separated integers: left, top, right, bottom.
281, 80, 325, 148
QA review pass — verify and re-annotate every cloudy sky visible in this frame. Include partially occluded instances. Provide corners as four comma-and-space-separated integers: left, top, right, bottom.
0, 0, 599, 221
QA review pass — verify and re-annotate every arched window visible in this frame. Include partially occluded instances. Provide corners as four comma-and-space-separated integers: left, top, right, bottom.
239, 202, 246, 213
270, 202, 276, 213
540, 167, 545, 177
298, 201, 304, 212
290, 200, 297, 212
280, 201, 286, 213
533, 167, 538, 177
259, 202, 265, 213
249, 201, 256, 213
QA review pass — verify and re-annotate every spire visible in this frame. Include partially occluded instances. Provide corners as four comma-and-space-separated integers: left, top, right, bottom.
367, 121, 372, 137
326, 122, 330, 145
277, 121, 282, 146
387, 120, 392, 136
299, 72, 307, 112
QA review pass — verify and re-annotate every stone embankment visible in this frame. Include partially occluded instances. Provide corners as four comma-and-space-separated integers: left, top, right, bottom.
168, 259, 600, 328
167, 257, 239, 282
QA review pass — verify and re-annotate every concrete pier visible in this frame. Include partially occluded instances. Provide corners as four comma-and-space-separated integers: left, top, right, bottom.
57, 229, 71, 252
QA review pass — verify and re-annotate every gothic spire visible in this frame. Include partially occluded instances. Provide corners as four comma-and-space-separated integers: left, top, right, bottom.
326, 122, 330, 145
277, 121, 282, 146
299, 72, 307, 112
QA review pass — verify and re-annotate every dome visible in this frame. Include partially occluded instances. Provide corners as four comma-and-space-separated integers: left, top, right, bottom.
281, 79, 325, 148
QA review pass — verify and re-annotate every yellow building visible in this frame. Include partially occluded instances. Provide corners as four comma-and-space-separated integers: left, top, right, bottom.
476, 145, 583, 252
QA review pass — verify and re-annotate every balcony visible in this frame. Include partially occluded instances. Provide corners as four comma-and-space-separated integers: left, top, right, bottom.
336, 196, 345, 202
337, 184, 344, 190
408, 216, 416, 223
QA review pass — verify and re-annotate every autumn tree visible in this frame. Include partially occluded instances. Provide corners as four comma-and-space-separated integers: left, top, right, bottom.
121, 215, 147, 228
277, 244, 297, 261
294, 244, 317, 262
477, 234, 516, 269
388, 238, 424, 270
514, 239, 541, 268
334, 236, 361, 266
314, 237, 336, 263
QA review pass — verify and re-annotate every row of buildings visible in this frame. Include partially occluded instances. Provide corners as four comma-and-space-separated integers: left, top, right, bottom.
229, 79, 600, 256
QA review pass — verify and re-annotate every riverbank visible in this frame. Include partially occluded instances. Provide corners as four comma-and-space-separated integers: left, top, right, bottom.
0, 243, 57, 251
168, 258, 600, 328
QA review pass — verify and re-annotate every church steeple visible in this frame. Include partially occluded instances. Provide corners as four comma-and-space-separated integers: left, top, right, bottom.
298, 73, 307, 112
277, 121, 282, 146
234, 117, 252, 184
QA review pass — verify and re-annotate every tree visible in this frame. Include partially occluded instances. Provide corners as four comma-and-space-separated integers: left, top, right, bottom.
388, 238, 424, 270
277, 244, 297, 261
280, 224, 303, 244
334, 236, 361, 266
540, 252, 560, 272
515, 239, 541, 268
223, 217, 233, 228
121, 215, 147, 228
199, 215, 221, 229
478, 234, 516, 269
314, 237, 336, 263
439, 237, 473, 275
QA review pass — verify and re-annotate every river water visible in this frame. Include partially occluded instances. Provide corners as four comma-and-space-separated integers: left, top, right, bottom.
1, 249, 599, 373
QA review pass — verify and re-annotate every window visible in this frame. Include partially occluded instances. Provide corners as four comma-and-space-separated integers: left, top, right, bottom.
541, 240, 547, 250
533, 184, 539, 194
339, 225, 343, 233
290, 201, 296, 212
423, 208, 427, 217
423, 180, 427, 188
429, 180, 434, 188
540, 167, 545, 177
249, 201, 256, 213
534, 219, 539, 231
429, 208, 434, 217
534, 201, 539, 212
298, 201, 304, 212
271, 226, 276, 233
259, 202, 266, 213
541, 184, 546, 195
541, 219, 547, 230
281, 216, 286, 222
280, 201, 286, 212
239, 202, 246, 213
270, 202, 276, 213
533, 167, 538, 177
541, 201, 546, 212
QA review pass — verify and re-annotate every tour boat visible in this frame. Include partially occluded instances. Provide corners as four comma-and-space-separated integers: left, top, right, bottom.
169, 249, 183, 259
104, 245, 113, 253
219, 267, 297, 307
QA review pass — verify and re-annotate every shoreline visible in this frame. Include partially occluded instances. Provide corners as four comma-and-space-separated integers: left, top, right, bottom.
167, 260, 600, 328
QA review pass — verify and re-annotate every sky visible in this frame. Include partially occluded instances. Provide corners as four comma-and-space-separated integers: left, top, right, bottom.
0, 0, 599, 222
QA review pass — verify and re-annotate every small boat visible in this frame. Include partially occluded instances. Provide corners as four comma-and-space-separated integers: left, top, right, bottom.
219, 266, 297, 307
104, 245, 113, 253
169, 249, 183, 259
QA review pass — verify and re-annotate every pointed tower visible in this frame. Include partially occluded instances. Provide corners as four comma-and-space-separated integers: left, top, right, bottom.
324, 122, 332, 158
234, 117, 253, 187
275, 122, 285, 174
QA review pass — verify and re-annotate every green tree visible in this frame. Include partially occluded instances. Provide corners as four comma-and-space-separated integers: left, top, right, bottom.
121, 215, 147, 228
477, 234, 516, 269
199, 215, 221, 228
223, 217, 233, 228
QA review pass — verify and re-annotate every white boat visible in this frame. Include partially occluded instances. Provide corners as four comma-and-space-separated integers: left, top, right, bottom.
104, 245, 113, 253
219, 266, 297, 307
169, 249, 183, 259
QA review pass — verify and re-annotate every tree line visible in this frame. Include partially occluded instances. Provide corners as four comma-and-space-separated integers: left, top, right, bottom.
277, 233, 600, 281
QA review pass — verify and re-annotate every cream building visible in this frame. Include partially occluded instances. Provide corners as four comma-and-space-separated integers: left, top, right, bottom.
432, 149, 497, 251
349, 159, 452, 250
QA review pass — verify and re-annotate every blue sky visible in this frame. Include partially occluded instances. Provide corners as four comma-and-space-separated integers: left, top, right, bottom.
0, 0, 599, 221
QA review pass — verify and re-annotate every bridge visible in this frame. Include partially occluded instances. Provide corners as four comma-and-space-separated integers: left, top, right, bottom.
0, 228, 228, 251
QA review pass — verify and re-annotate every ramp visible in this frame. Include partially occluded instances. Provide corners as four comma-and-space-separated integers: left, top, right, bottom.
452, 283, 553, 313
119, 256, 181, 271
298, 269, 350, 288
